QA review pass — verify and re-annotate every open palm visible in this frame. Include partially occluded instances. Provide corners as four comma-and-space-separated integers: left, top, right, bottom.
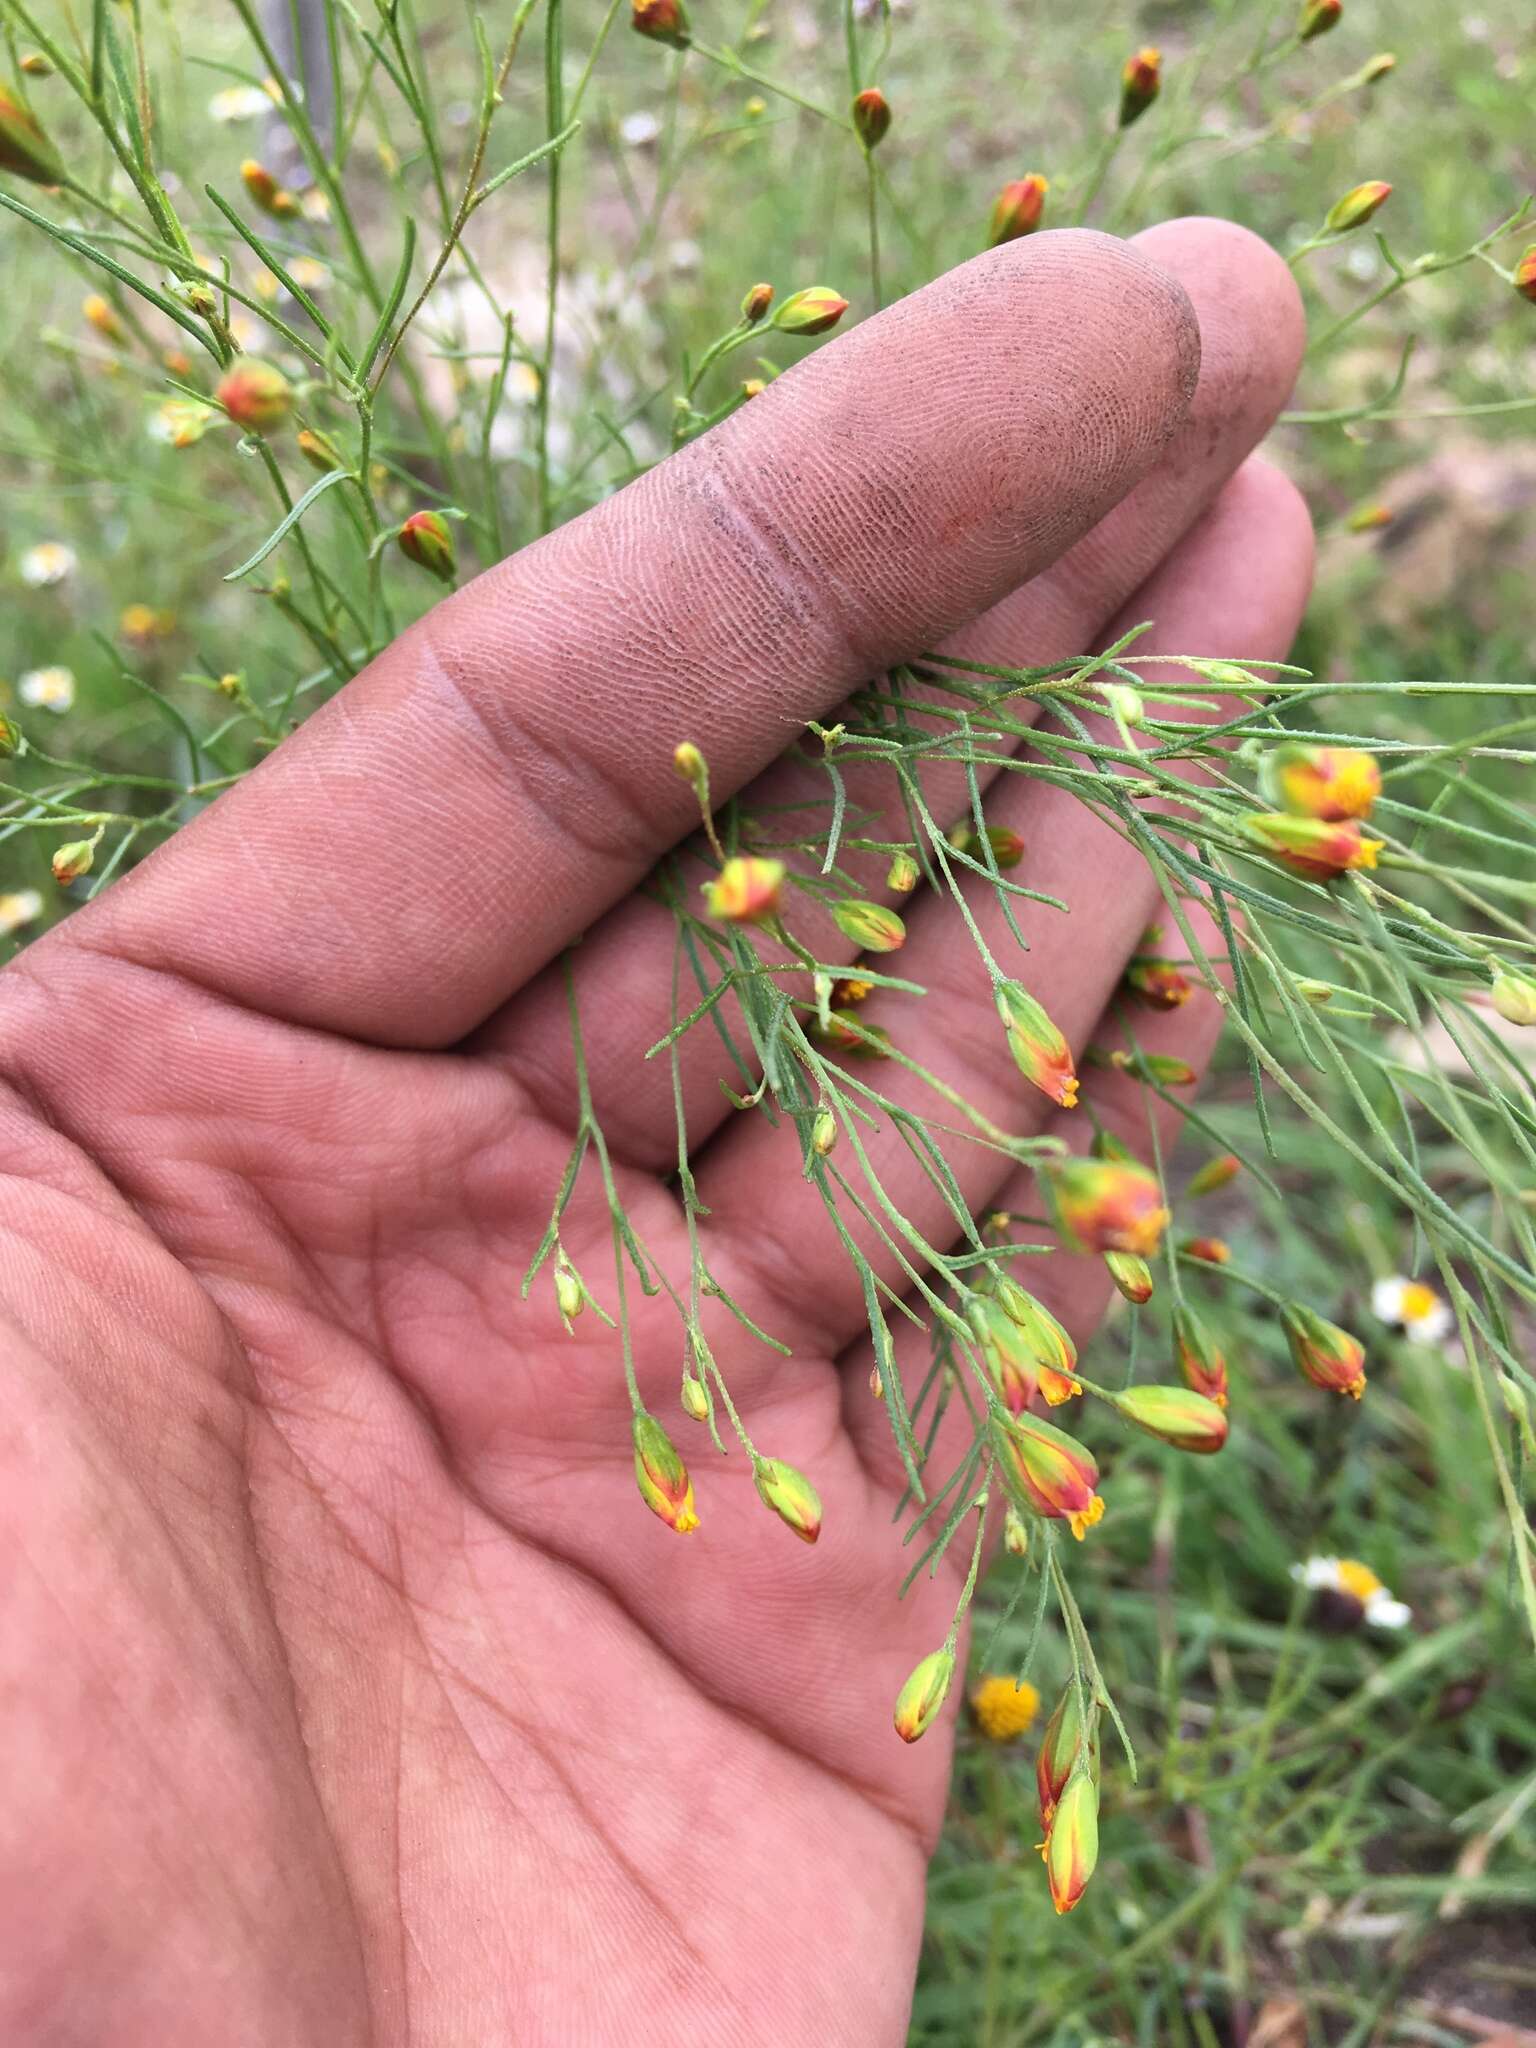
0, 223, 1309, 2045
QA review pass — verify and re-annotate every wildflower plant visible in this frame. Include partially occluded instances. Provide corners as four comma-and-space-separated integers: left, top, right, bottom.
1, 0, 1534, 1970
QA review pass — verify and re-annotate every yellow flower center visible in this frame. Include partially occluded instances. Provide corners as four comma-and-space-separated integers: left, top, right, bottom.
1400, 1281, 1439, 1323
1336, 1559, 1383, 1601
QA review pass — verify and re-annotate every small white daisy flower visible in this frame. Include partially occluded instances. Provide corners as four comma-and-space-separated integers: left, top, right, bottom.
208, 85, 272, 124
1371, 1275, 1454, 1345
1291, 1556, 1411, 1629
0, 889, 43, 936
18, 666, 76, 713
20, 542, 76, 587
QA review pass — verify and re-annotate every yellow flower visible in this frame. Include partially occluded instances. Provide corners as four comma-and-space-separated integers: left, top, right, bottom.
970, 1675, 1041, 1742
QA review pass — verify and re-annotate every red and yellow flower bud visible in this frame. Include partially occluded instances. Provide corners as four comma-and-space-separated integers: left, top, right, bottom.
1490, 964, 1536, 1027
739, 281, 773, 325
633, 1411, 700, 1531
973, 1297, 1038, 1416
216, 358, 293, 433
886, 850, 919, 892
1118, 1382, 1229, 1455
632, 0, 690, 46
1174, 1306, 1229, 1407
1186, 1152, 1240, 1198
50, 838, 95, 885
296, 426, 345, 474
995, 1282, 1081, 1404
1325, 181, 1392, 234
1043, 1770, 1099, 1914
893, 1647, 954, 1743
1299, 0, 1342, 39
1260, 742, 1382, 822
1124, 955, 1192, 1011
0, 87, 63, 185
704, 854, 785, 924
771, 287, 850, 337
398, 509, 456, 583
17, 52, 51, 78
1104, 1250, 1154, 1304
992, 1412, 1105, 1540
1118, 46, 1162, 127
83, 294, 126, 344
1284, 1305, 1367, 1400
997, 980, 1078, 1109
1036, 1687, 1095, 1826
1346, 502, 1393, 534
1514, 246, 1536, 305
754, 1457, 822, 1543
1181, 1236, 1230, 1267
240, 157, 298, 216
812, 1007, 891, 1058
1240, 812, 1383, 882
988, 174, 1049, 246
1042, 1156, 1168, 1258
852, 86, 891, 150
831, 897, 906, 953
950, 822, 1026, 869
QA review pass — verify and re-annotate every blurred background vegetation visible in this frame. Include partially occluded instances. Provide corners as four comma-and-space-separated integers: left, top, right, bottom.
2, 2, 1534, 2041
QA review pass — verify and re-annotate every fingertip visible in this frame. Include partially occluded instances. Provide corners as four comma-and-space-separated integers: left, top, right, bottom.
1131, 217, 1306, 434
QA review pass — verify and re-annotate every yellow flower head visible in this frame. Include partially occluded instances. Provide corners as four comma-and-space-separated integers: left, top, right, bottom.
970, 1675, 1041, 1743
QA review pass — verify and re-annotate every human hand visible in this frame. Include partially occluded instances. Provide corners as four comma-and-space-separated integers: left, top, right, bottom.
0, 220, 1308, 2044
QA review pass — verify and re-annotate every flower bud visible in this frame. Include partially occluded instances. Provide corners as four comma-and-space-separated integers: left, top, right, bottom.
672, 739, 706, 786
1299, 0, 1342, 39
739, 281, 773, 325
1044, 1771, 1099, 1914
397, 508, 456, 582
1118, 1382, 1229, 1455
987, 174, 1048, 246
886, 850, 919, 893
1124, 955, 1191, 1011
1490, 964, 1536, 1027
704, 854, 785, 923
1259, 742, 1381, 822
50, 838, 95, 885
830, 897, 905, 953
949, 822, 1025, 869
1363, 51, 1396, 81
812, 1008, 891, 1058
1104, 1250, 1154, 1305
216, 358, 293, 433
83, 294, 126, 344
295, 426, 345, 473
852, 87, 891, 150
0, 714, 22, 759
1118, 46, 1162, 127
991, 1411, 1104, 1540
680, 1371, 710, 1422
1514, 246, 1536, 305
996, 980, 1078, 1109
1102, 681, 1145, 727
753, 1456, 822, 1543
633, 1411, 700, 1532
1186, 1152, 1240, 1198
1003, 1505, 1030, 1556
632, 0, 690, 47
240, 157, 298, 216
973, 1296, 1038, 1416
1283, 1304, 1367, 1400
771, 287, 850, 336
1042, 1156, 1168, 1258
0, 87, 63, 185
811, 1107, 838, 1156
993, 1282, 1080, 1403
1240, 812, 1383, 881
893, 1648, 953, 1742
1346, 502, 1393, 534
1325, 181, 1392, 234
1181, 1236, 1230, 1266
1036, 1687, 1095, 1826
1174, 1306, 1228, 1407
868, 1362, 883, 1400
1142, 1054, 1199, 1087
554, 1263, 584, 1321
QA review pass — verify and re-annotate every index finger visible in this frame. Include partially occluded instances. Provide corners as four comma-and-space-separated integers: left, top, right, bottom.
58, 232, 1198, 1046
